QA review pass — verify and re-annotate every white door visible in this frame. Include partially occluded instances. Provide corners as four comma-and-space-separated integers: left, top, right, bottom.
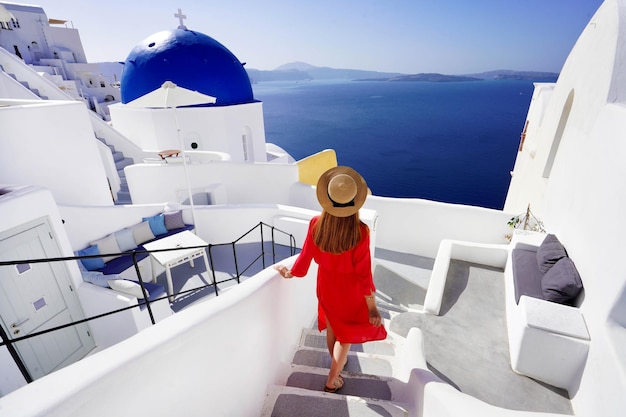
0, 217, 94, 380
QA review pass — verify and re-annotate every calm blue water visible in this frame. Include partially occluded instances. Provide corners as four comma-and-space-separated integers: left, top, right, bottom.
252, 80, 533, 210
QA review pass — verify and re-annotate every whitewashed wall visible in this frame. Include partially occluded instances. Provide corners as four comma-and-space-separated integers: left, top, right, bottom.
109, 101, 266, 162
504, 1, 626, 415
125, 161, 299, 206
0, 100, 112, 206
365, 196, 513, 259
60, 203, 313, 251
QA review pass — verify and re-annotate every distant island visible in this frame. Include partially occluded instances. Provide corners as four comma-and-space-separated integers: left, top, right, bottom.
464, 69, 559, 82
245, 61, 403, 83
245, 62, 559, 83
357, 73, 481, 82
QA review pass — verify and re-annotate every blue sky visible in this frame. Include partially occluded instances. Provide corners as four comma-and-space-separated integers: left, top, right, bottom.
38, 0, 604, 74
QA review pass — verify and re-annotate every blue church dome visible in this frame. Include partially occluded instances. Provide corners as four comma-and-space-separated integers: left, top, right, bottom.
120, 28, 254, 106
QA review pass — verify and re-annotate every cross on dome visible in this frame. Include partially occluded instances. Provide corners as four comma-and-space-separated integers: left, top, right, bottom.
175, 8, 187, 29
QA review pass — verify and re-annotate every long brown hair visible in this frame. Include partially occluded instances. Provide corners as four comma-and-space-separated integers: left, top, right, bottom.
313, 210, 366, 254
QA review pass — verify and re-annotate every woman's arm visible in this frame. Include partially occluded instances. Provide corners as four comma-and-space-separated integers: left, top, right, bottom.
275, 217, 317, 279
365, 291, 382, 327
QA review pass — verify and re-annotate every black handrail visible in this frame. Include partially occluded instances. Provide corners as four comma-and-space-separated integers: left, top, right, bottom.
0, 221, 297, 385
206, 221, 297, 295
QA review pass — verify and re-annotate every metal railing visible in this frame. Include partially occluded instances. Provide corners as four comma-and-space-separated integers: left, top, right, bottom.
0, 221, 297, 384
207, 221, 297, 294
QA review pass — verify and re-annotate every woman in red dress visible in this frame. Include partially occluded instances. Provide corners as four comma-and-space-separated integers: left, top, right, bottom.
275, 166, 387, 393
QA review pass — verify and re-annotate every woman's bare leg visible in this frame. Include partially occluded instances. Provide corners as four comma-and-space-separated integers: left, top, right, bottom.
326, 319, 347, 370
325, 321, 336, 357
326, 340, 351, 389
324, 319, 351, 390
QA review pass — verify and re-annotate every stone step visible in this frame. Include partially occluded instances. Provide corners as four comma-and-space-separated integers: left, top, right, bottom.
284, 365, 393, 401
299, 328, 396, 357
261, 385, 408, 417
96, 136, 133, 204
292, 347, 394, 378
376, 298, 413, 315
115, 190, 132, 205
115, 157, 134, 171
112, 150, 124, 162
260, 325, 424, 416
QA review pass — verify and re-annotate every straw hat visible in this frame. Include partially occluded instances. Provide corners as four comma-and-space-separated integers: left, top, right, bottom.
316, 166, 368, 217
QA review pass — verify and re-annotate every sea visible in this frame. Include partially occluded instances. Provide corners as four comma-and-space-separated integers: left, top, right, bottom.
252, 79, 535, 210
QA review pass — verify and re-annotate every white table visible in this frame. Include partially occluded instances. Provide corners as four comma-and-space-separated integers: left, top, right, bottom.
143, 231, 212, 302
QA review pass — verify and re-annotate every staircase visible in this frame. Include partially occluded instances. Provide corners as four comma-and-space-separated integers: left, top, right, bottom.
262, 326, 410, 416
1, 48, 137, 205
261, 255, 433, 416
97, 137, 134, 204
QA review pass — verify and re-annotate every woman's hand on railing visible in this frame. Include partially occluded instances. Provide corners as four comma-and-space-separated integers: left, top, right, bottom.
274, 264, 293, 279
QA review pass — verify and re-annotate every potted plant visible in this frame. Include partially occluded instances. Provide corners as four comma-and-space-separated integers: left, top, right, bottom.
505, 204, 545, 242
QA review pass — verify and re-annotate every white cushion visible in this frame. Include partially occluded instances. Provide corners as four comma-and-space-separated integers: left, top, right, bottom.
108, 279, 148, 299
90, 234, 121, 263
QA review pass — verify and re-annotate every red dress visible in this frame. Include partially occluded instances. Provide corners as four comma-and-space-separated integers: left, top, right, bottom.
290, 216, 388, 344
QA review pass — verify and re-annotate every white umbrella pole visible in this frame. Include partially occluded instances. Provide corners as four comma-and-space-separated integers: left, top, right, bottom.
173, 107, 198, 229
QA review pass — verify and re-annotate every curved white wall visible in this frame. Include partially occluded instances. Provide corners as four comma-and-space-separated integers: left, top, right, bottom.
364, 196, 513, 258
504, 1, 626, 415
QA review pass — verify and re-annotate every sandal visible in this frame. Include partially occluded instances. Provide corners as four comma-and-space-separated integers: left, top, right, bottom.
323, 376, 345, 393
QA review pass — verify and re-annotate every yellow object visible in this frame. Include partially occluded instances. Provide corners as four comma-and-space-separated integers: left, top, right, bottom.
296, 149, 338, 185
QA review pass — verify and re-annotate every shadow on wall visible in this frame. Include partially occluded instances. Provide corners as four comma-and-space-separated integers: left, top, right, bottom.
609, 282, 626, 327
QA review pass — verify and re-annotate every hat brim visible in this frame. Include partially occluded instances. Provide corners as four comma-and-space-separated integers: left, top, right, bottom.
316, 166, 368, 217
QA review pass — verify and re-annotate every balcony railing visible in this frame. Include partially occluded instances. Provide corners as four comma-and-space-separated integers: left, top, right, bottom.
0, 222, 297, 384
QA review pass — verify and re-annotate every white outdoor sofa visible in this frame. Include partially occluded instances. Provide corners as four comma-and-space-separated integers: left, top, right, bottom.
504, 232, 589, 392
425, 232, 589, 393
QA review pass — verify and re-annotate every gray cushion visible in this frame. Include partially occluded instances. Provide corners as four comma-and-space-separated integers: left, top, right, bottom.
164, 210, 185, 230
536, 234, 567, 274
512, 248, 544, 303
541, 257, 583, 305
